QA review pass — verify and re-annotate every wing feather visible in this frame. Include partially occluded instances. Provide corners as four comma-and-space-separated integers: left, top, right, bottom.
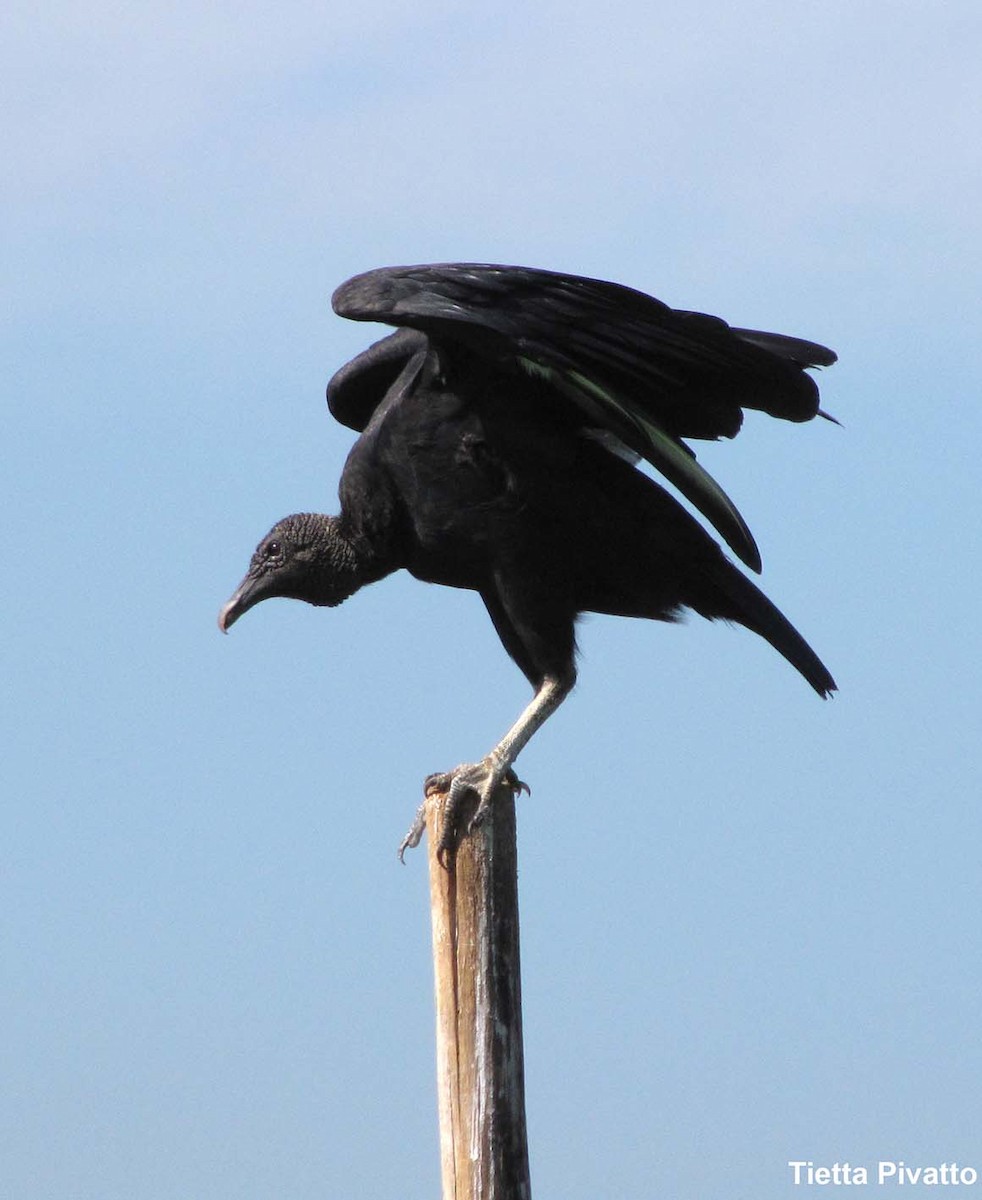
329, 263, 836, 571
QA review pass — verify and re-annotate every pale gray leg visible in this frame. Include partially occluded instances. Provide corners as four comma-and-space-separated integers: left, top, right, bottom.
406, 673, 573, 862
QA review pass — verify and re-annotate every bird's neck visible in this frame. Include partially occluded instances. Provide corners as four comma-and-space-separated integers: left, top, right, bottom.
307, 513, 394, 607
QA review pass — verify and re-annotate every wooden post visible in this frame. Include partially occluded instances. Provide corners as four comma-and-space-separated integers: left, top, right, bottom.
424, 784, 532, 1200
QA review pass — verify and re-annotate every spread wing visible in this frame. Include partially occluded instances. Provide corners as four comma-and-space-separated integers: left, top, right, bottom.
328, 263, 836, 572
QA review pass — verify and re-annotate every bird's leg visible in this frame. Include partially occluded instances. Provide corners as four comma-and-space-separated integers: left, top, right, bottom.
410, 672, 572, 863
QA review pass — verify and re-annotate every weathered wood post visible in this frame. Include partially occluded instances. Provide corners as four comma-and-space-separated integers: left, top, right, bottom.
423, 783, 532, 1200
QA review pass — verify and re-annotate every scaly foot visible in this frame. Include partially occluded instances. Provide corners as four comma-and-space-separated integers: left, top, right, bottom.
396, 761, 529, 864
431, 760, 529, 865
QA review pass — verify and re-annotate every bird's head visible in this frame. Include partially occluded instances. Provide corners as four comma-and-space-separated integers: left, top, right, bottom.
218, 513, 359, 632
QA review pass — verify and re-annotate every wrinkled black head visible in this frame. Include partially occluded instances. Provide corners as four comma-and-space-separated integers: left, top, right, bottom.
218, 512, 358, 632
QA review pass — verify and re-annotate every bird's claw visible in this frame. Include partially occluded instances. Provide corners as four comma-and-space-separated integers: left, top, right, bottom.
436, 762, 528, 866
397, 801, 428, 863
397, 763, 529, 865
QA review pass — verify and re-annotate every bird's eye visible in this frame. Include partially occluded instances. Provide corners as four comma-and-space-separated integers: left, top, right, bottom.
263, 540, 281, 558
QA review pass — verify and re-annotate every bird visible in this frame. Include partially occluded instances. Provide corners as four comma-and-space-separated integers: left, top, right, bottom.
219, 263, 837, 857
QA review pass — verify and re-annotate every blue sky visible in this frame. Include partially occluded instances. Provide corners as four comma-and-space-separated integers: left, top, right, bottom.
4, 2, 981, 1196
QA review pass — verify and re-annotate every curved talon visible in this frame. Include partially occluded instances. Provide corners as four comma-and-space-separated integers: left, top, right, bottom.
397, 799, 427, 862
504, 769, 531, 798
424, 771, 454, 798
436, 765, 481, 864
420, 761, 532, 864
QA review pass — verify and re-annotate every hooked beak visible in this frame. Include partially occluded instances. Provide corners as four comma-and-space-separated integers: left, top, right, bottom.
218, 575, 266, 633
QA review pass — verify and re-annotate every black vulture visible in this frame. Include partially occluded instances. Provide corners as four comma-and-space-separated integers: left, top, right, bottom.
219, 264, 836, 856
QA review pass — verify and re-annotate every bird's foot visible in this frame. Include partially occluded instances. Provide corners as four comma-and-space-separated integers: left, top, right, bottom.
397, 800, 429, 863
430, 760, 529, 866
397, 761, 529, 864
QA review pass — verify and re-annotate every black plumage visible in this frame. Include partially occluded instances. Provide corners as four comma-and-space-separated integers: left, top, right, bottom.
220, 264, 836, 853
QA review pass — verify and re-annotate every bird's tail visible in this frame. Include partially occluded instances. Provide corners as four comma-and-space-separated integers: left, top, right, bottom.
704, 564, 837, 697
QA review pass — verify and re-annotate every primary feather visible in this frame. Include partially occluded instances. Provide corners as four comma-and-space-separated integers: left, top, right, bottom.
330, 263, 836, 571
